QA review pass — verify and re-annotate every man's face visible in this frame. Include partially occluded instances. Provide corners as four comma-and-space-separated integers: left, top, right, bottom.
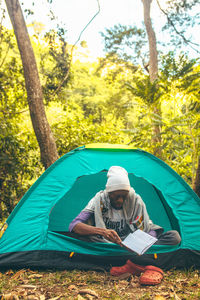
109, 190, 129, 210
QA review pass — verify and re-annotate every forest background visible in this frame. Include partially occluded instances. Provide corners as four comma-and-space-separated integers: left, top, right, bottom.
0, 0, 200, 221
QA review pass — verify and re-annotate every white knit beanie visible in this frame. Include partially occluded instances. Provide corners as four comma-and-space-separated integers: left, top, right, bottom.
106, 166, 130, 192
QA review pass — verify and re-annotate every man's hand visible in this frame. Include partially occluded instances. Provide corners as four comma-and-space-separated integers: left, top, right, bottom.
73, 223, 122, 244
102, 229, 122, 244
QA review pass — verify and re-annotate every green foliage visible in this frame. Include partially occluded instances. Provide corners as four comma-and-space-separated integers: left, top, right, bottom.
160, 52, 198, 83
66, 59, 135, 125
0, 27, 43, 218
126, 75, 164, 106
48, 102, 129, 156
0, 12, 199, 221
159, 0, 200, 52
100, 24, 146, 66
124, 53, 200, 185
39, 28, 71, 102
0, 118, 41, 218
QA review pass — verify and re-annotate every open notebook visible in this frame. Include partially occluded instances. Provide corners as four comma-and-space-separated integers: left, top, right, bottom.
121, 229, 158, 255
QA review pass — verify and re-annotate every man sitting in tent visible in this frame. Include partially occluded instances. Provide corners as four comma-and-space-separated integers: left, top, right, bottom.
69, 166, 181, 285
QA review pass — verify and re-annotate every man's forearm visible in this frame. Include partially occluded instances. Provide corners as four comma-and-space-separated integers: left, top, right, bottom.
73, 222, 105, 236
73, 222, 122, 244
68, 211, 92, 232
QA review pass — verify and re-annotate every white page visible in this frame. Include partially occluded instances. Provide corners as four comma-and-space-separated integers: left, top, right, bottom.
122, 229, 158, 255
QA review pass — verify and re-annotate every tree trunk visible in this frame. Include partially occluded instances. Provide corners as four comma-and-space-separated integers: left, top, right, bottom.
193, 156, 200, 197
142, 0, 158, 81
141, 0, 162, 157
5, 0, 59, 169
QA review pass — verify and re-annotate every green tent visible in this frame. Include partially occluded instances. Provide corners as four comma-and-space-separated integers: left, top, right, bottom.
0, 144, 200, 270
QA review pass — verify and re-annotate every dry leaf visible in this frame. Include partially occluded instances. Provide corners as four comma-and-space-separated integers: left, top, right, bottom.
110, 273, 132, 281
153, 296, 166, 300
68, 284, 77, 291
117, 280, 129, 287
85, 295, 95, 300
79, 289, 99, 298
174, 293, 182, 300
27, 296, 38, 300
5, 270, 14, 276
75, 282, 87, 287
16, 289, 27, 297
28, 274, 43, 279
159, 292, 170, 297
48, 296, 62, 300
39, 295, 46, 300
77, 295, 86, 300
19, 284, 37, 289
129, 281, 140, 288
11, 269, 26, 280
1, 293, 19, 300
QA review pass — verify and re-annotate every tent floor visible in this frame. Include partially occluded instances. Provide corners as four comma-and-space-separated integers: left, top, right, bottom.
0, 249, 200, 271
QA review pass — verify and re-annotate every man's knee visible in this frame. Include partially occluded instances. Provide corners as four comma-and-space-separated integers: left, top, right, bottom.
163, 230, 181, 245
170, 230, 181, 245
156, 230, 181, 245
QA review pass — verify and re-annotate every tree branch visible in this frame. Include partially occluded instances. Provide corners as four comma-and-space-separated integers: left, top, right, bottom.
156, 0, 200, 53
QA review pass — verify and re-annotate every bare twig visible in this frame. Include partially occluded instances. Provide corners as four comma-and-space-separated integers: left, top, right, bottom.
0, 108, 29, 115
0, 43, 10, 68
53, 0, 101, 95
0, 6, 6, 43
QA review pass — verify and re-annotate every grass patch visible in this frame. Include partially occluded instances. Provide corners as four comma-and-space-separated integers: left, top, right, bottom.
0, 268, 199, 299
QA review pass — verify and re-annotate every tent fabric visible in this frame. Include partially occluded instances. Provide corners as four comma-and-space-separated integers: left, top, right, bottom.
0, 143, 200, 270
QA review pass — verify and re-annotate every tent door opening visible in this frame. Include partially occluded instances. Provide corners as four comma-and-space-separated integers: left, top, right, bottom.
48, 171, 180, 235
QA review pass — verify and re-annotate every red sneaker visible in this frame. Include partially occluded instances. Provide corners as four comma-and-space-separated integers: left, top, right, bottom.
110, 260, 146, 277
